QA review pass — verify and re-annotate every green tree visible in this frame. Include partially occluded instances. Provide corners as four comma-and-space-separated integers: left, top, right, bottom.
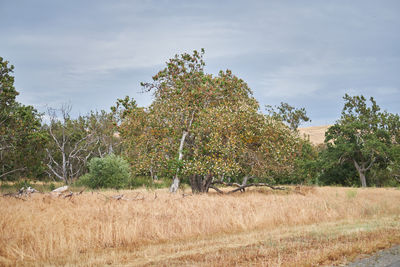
0, 57, 47, 180
266, 102, 310, 131
325, 94, 400, 187
119, 50, 305, 193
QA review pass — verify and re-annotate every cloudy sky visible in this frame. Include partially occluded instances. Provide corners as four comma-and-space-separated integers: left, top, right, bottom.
1, 0, 399, 126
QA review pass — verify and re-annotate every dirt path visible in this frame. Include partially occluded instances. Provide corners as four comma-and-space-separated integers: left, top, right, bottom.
344, 245, 400, 267
48, 217, 400, 266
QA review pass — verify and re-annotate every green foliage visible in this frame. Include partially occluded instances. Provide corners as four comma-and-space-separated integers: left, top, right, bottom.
79, 154, 131, 189
324, 94, 400, 187
266, 102, 310, 131
49, 183, 56, 191
118, 50, 306, 192
282, 140, 320, 185
14, 180, 33, 189
0, 57, 48, 180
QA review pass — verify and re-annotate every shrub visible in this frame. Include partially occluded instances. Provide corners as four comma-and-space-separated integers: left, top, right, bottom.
79, 154, 131, 189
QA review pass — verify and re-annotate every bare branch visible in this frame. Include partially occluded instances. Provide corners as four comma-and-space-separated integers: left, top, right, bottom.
226, 183, 286, 194
211, 180, 286, 194
364, 156, 376, 171
208, 185, 224, 194
0, 167, 25, 179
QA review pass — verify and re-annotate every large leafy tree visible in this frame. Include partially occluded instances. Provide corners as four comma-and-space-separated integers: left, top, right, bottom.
119, 50, 304, 193
0, 57, 47, 180
325, 94, 400, 187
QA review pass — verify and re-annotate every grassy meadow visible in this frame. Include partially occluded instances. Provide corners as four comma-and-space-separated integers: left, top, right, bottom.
1, 186, 400, 266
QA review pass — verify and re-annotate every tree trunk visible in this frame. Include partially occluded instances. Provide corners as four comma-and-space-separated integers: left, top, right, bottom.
169, 130, 188, 193
353, 160, 367, 187
190, 174, 213, 193
170, 176, 180, 193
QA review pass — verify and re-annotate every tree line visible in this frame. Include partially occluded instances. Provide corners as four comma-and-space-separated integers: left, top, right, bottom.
1, 51, 399, 192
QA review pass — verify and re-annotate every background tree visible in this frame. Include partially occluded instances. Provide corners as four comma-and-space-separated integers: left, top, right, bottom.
45, 105, 95, 184
324, 94, 400, 187
0, 57, 47, 180
86, 110, 122, 158
266, 102, 310, 131
112, 97, 162, 180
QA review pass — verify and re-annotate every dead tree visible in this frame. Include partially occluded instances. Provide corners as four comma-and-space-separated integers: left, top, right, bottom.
46, 105, 94, 184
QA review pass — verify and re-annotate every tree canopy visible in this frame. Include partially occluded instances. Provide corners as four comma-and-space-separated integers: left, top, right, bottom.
4, 52, 399, 190
117, 50, 304, 193
325, 94, 400, 187
0, 57, 47, 180
266, 102, 310, 131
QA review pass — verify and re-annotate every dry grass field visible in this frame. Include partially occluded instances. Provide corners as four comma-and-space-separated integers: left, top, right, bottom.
1, 186, 400, 266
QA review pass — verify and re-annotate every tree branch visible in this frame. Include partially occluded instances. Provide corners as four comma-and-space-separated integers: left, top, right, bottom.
0, 168, 25, 179
211, 180, 286, 194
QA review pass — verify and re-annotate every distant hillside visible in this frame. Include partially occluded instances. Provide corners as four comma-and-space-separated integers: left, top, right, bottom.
298, 125, 331, 145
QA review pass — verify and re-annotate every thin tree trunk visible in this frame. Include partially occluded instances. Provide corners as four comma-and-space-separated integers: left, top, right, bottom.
353, 160, 367, 187
170, 176, 180, 193
169, 130, 188, 193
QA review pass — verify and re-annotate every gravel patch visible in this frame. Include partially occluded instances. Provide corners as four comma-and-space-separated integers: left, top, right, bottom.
341, 245, 400, 267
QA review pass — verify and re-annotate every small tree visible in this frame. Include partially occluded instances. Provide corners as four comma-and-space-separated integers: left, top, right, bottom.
325, 94, 400, 187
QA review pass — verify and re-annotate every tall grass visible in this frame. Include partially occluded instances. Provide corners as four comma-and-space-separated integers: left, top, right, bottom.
1, 186, 400, 265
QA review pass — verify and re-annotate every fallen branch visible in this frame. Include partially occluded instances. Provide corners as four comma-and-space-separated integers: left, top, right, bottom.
112, 194, 128, 200
2, 186, 39, 200
52, 185, 69, 194
211, 181, 242, 188
208, 185, 224, 194
226, 183, 286, 194
211, 181, 286, 194
63, 192, 74, 198
52, 186, 85, 199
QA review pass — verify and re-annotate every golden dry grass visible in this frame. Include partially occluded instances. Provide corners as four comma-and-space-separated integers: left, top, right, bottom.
1, 186, 400, 266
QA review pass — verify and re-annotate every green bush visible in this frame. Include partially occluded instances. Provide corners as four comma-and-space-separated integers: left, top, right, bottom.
79, 154, 131, 189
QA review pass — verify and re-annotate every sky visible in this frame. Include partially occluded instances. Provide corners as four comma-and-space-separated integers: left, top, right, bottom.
1, 0, 399, 126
